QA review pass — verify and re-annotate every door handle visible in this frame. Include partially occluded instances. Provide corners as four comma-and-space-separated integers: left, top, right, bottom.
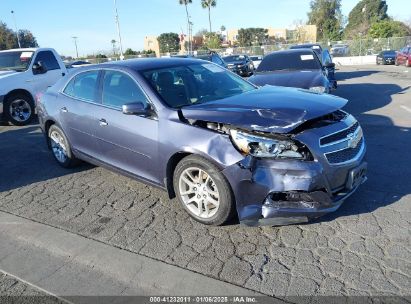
99, 119, 108, 126
61, 107, 68, 113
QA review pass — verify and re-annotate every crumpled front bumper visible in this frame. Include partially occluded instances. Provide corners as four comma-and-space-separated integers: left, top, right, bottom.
222, 156, 367, 226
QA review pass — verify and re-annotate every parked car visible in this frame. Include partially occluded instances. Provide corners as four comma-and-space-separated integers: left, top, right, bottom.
38, 58, 367, 226
69, 60, 92, 68
290, 43, 323, 57
195, 52, 227, 68
321, 49, 337, 89
0, 48, 67, 125
248, 49, 335, 93
395, 46, 411, 67
172, 52, 227, 68
376, 50, 396, 65
223, 54, 254, 76
249, 55, 263, 69
330, 44, 349, 57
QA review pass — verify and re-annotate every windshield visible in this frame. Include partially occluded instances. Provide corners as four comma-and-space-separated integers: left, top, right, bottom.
142, 63, 256, 108
223, 55, 245, 62
0, 51, 34, 71
257, 52, 321, 72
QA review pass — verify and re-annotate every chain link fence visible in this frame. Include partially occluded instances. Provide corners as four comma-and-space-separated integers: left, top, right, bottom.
75, 36, 411, 63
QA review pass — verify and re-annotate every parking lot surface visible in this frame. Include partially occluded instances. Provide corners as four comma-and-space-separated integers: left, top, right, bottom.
1, 65, 410, 298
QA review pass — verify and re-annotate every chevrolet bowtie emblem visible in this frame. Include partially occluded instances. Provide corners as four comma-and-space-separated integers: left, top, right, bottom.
347, 128, 362, 148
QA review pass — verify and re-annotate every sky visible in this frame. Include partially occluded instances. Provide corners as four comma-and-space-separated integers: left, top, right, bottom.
0, 0, 409, 57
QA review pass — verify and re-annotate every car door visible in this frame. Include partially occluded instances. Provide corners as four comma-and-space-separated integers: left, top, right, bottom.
59, 70, 102, 158
93, 69, 160, 184
31, 50, 64, 96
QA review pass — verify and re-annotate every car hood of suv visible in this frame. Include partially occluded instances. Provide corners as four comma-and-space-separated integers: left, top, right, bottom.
180, 85, 347, 133
248, 70, 324, 89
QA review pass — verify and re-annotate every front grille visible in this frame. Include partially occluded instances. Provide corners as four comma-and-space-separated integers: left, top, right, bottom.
325, 138, 364, 164
320, 122, 359, 146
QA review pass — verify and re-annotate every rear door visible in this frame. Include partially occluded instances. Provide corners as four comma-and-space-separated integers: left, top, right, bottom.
92, 69, 160, 183
59, 70, 102, 158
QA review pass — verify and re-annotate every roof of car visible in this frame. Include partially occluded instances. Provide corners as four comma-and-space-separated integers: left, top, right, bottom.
267, 49, 315, 56
290, 43, 321, 49
97, 57, 207, 71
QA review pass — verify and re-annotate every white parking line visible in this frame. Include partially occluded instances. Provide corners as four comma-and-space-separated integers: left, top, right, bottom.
400, 105, 411, 113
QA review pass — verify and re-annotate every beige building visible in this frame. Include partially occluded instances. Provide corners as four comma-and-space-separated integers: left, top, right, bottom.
226, 25, 317, 45
144, 36, 160, 57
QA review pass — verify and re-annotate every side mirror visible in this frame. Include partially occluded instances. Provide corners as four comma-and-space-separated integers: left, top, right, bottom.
325, 62, 335, 69
122, 102, 153, 116
32, 61, 47, 74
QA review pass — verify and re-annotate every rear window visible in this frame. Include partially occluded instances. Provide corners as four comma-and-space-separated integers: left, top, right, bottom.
257, 51, 321, 72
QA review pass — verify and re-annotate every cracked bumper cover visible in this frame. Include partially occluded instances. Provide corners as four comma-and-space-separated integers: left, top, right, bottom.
222, 156, 367, 226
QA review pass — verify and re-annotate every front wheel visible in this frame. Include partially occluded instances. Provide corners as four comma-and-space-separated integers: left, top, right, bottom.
48, 125, 80, 168
173, 155, 235, 226
4, 93, 35, 126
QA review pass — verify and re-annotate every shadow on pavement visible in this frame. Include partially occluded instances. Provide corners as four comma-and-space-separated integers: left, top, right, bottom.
0, 125, 91, 192
318, 78, 411, 222
335, 69, 380, 80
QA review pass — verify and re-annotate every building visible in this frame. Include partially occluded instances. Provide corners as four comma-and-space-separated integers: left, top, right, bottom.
144, 36, 160, 57
226, 25, 317, 45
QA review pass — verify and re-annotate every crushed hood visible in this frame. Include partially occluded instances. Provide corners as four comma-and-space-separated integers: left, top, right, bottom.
248, 70, 325, 89
181, 85, 347, 133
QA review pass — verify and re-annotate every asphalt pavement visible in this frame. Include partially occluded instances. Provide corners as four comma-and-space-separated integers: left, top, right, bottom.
0, 64, 410, 300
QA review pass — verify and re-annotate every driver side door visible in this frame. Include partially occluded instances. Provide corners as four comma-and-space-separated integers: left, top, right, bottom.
92, 69, 160, 184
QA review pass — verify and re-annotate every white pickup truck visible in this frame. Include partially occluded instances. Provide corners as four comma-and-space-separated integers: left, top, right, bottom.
0, 48, 67, 125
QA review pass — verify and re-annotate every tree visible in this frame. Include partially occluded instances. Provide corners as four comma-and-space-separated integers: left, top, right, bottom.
204, 32, 221, 49
0, 22, 38, 50
124, 48, 138, 55
195, 28, 208, 37
157, 32, 180, 53
237, 28, 268, 47
345, 0, 388, 38
18, 30, 38, 48
307, 0, 343, 41
369, 20, 411, 38
111, 39, 117, 55
220, 25, 226, 32
201, 0, 217, 33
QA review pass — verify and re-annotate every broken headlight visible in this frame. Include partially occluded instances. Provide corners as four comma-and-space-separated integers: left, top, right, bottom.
229, 129, 308, 159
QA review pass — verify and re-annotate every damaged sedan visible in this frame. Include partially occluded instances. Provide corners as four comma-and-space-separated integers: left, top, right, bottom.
37, 58, 367, 226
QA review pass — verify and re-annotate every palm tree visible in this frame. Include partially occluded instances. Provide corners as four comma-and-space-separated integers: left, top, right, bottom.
179, 1, 192, 36
111, 39, 117, 55
201, 0, 217, 33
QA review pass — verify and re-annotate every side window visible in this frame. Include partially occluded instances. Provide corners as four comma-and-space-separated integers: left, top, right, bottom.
63, 70, 99, 101
102, 70, 148, 109
34, 51, 60, 70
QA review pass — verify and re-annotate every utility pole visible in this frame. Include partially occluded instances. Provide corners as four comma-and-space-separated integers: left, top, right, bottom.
72, 36, 79, 58
113, 0, 124, 60
11, 11, 21, 48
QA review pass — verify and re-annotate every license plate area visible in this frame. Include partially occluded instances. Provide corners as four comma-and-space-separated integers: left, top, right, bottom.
346, 162, 367, 190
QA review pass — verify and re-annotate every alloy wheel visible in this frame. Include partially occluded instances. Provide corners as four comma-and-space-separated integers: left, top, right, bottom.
9, 99, 32, 122
178, 167, 220, 219
50, 130, 68, 163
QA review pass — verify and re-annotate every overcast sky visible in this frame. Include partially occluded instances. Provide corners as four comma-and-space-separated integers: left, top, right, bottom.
0, 0, 409, 57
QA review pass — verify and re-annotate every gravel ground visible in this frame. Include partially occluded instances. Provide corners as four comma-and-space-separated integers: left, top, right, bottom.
0, 272, 64, 303
0, 65, 410, 298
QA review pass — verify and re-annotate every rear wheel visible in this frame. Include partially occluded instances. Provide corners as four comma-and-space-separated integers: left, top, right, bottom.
173, 155, 235, 226
48, 125, 80, 168
4, 93, 35, 126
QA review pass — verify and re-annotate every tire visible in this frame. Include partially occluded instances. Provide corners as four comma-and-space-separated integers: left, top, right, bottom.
48, 125, 80, 168
4, 92, 35, 126
173, 155, 235, 226
406, 60, 410, 68
395, 59, 399, 66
